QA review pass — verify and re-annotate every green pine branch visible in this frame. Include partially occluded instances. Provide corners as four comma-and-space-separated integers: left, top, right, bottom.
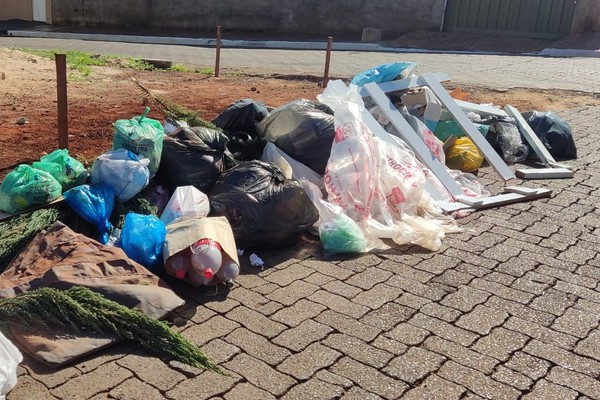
0, 286, 222, 373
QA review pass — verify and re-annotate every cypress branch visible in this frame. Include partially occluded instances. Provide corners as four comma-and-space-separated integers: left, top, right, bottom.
0, 286, 222, 373
133, 79, 218, 130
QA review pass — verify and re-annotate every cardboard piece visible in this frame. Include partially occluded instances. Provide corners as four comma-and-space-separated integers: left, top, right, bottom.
163, 217, 239, 267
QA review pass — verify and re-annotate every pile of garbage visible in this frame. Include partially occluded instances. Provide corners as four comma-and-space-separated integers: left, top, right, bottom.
0, 62, 578, 272
0, 61, 579, 383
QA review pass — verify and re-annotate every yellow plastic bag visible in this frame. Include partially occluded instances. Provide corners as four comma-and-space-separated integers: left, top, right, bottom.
445, 137, 484, 173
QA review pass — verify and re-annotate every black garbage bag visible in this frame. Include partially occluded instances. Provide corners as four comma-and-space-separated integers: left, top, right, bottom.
226, 131, 268, 162
257, 99, 335, 175
209, 160, 319, 249
156, 127, 234, 193
522, 111, 577, 160
211, 99, 269, 138
486, 119, 529, 164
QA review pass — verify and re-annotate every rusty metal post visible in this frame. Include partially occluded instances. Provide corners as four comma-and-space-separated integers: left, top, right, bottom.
322, 36, 333, 87
215, 26, 222, 77
55, 53, 68, 149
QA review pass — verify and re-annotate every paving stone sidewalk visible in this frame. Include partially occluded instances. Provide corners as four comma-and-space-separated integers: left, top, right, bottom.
7, 104, 600, 399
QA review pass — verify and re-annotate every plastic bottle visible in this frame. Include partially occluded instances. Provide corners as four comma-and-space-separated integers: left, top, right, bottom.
217, 257, 240, 287
188, 267, 214, 287
165, 248, 192, 280
190, 238, 222, 280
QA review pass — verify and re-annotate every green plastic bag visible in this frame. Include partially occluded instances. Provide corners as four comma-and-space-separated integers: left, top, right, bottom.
0, 165, 62, 214
433, 120, 490, 142
32, 149, 88, 190
113, 107, 164, 176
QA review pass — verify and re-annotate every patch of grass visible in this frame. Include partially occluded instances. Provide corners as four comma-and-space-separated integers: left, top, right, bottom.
195, 66, 215, 75
20, 49, 112, 76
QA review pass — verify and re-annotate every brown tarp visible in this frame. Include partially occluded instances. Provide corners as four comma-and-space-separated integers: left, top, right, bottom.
0, 221, 185, 367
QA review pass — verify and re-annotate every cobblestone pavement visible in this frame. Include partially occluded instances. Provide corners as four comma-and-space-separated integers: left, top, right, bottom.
4, 40, 600, 399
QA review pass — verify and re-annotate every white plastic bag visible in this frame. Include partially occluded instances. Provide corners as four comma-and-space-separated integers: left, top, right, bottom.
160, 185, 210, 225
91, 149, 150, 202
0, 331, 22, 399
319, 80, 452, 251
261, 142, 324, 190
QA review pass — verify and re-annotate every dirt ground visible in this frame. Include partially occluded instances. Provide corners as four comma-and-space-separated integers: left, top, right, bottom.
1, 47, 599, 180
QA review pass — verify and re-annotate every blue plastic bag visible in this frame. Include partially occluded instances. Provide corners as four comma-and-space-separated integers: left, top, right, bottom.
120, 213, 166, 271
350, 62, 417, 87
63, 184, 115, 244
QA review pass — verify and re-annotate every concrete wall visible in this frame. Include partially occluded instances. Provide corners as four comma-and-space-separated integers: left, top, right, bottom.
50, 0, 446, 37
0, 0, 33, 21
572, 0, 600, 33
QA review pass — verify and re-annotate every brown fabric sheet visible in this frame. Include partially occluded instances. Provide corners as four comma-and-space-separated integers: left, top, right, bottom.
0, 221, 185, 367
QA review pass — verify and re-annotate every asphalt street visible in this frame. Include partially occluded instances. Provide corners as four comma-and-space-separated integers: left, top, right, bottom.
1, 36, 599, 92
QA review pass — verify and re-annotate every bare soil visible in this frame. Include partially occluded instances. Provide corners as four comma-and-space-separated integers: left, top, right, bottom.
1, 47, 599, 180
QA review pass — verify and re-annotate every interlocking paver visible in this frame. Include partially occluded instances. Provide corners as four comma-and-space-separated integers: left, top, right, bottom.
529, 288, 576, 316
23, 363, 81, 390
322, 280, 363, 298
408, 313, 478, 347
265, 279, 319, 306
470, 278, 534, 304
395, 292, 433, 308
323, 333, 393, 369
438, 361, 521, 400
226, 306, 287, 337
385, 322, 430, 345
264, 263, 314, 286
523, 339, 600, 376
384, 347, 446, 384
486, 297, 555, 326
117, 351, 186, 391
166, 370, 240, 400
308, 290, 370, 318
223, 354, 296, 397
423, 336, 498, 374
420, 302, 462, 322
224, 327, 290, 366
344, 267, 392, 290
575, 330, 600, 361
503, 351, 551, 380
359, 302, 416, 331
521, 379, 578, 400
300, 259, 354, 280
272, 319, 333, 352
6, 375, 60, 400
277, 343, 341, 380
183, 315, 240, 345
387, 276, 448, 301
227, 287, 282, 315
109, 378, 165, 400
337, 253, 382, 273
353, 283, 400, 309
471, 327, 528, 361
456, 304, 508, 335
547, 366, 600, 398
316, 310, 381, 342
371, 335, 408, 356
339, 386, 383, 400
224, 383, 276, 400
270, 299, 326, 327
331, 357, 408, 399
553, 307, 600, 338
431, 269, 474, 288
400, 374, 466, 400
50, 362, 133, 399
537, 265, 598, 288
441, 286, 490, 312
281, 379, 345, 400
491, 365, 533, 391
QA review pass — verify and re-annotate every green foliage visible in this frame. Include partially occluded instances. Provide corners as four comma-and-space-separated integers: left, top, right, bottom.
0, 286, 223, 373
0, 207, 63, 272
134, 79, 218, 129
